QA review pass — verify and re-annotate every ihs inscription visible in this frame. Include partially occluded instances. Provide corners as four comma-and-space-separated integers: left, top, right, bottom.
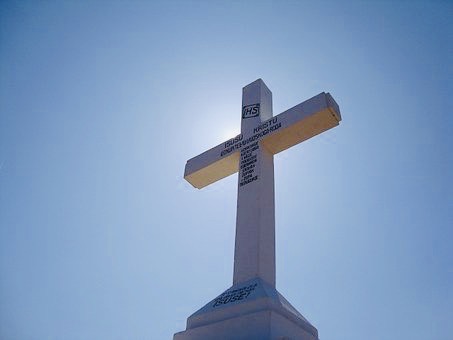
242, 103, 260, 119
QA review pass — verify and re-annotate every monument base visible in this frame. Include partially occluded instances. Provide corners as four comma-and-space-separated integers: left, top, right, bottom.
174, 278, 318, 340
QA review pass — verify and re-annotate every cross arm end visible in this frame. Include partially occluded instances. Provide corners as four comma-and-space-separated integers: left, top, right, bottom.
184, 148, 240, 189
262, 92, 342, 154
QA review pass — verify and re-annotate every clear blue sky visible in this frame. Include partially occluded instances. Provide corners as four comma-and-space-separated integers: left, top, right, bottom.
1, 1, 451, 339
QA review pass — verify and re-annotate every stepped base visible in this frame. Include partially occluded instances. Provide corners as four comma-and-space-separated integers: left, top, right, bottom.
174, 278, 318, 340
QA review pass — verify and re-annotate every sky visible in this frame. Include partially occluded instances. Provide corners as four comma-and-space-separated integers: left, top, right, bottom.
0, 1, 452, 339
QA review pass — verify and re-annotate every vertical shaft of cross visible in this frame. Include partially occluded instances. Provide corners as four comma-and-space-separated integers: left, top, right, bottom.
233, 79, 276, 287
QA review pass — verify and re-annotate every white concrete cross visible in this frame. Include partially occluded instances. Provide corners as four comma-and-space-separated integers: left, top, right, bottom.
184, 79, 341, 287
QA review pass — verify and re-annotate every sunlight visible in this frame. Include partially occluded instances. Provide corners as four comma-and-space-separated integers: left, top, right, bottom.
222, 127, 240, 142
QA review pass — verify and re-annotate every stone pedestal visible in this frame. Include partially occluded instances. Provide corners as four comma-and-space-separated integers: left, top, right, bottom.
173, 278, 318, 340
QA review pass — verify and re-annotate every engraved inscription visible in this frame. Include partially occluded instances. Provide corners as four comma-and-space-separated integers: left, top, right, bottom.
239, 142, 259, 187
220, 116, 282, 157
212, 283, 258, 307
242, 103, 260, 119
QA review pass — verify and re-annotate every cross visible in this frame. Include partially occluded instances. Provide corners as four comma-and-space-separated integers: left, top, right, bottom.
184, 79, 341, 287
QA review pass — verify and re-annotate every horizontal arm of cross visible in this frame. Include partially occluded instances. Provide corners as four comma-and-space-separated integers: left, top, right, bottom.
184, 92, 341, 189
184, 141, 241, 189
261, 92, 341, 154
